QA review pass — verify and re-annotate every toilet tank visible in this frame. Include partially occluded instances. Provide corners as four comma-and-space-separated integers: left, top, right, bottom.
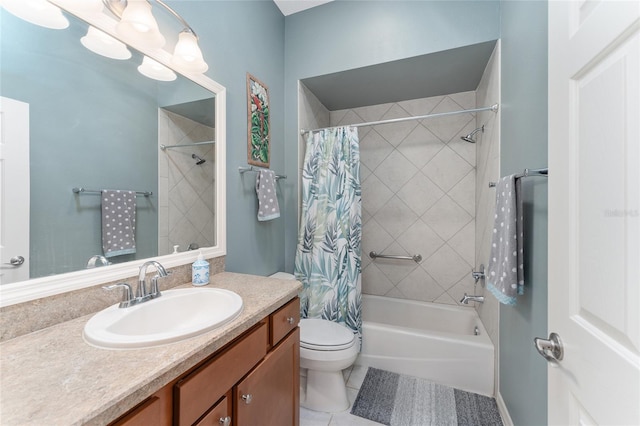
269, 272, 296, 280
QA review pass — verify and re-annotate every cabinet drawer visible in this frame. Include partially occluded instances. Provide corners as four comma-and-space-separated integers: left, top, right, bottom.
174, 322, 268, 426
270, 297, 299, 346
195, 394, 230, 426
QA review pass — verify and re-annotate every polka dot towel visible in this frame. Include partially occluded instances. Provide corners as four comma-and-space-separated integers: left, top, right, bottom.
101, 189, 137, 258
255, 170, 280, 221
486, 175, 524, 305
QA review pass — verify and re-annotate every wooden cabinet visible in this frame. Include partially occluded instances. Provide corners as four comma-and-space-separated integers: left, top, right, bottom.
235, 328, 300, 426
111, 297, 300, 426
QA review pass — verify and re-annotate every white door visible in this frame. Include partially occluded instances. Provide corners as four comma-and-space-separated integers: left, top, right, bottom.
0, 97, 30, 284
548, 1, 640, 424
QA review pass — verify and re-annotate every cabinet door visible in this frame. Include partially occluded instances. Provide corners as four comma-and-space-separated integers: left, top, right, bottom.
235, 328, 300, 426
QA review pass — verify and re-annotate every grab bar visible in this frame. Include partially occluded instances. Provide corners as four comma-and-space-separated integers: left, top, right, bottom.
369, 251, 422, 263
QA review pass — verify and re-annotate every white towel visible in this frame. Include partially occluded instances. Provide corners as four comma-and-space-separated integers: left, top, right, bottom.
486, 175, 524, 305
256, 170, 280, 221
102, 190, 136, 258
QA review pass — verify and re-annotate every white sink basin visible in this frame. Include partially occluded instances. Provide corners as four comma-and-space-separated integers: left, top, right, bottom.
83, 287, 243, 349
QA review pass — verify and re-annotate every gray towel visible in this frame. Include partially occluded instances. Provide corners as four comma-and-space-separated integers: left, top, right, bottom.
256, 170, 280, 221
486, 175, 524, 305
102, 190, 136, 258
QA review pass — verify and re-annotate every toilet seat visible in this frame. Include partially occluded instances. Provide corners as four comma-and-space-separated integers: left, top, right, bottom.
300, 318, 356, 351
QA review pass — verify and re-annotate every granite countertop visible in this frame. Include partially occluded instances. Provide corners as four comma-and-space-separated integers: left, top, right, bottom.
0, 272, 301, 425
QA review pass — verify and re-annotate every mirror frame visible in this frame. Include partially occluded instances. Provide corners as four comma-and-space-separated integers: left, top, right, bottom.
0, 1, 226, 307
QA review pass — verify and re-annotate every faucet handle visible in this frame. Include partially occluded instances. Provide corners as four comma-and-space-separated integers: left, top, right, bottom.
149, 275, 165, 298
103, 283, 133, 307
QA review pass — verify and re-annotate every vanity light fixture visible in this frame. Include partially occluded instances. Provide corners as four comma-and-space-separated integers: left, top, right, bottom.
55, 0, 104, 14
115, 0, 165, 49
0, 0, 69, 29
103, 0, 209, 74
81, 26, 132, 60
137, 55, 176, 81
171, 29, 208, 73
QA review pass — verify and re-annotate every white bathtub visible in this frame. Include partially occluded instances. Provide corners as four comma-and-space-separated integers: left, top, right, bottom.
356, 294, 495, 396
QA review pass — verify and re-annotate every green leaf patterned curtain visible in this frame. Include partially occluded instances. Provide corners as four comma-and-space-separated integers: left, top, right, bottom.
294, 126, 362, 343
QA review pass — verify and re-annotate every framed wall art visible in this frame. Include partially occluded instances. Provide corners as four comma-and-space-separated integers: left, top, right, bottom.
246, 73, 270, 167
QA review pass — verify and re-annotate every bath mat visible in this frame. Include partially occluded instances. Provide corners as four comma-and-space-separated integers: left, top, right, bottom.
351, 367, 503, 426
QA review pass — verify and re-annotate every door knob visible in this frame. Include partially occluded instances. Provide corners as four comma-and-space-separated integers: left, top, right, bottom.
241, 394, 252, 404
286, 316, 295, 324
219, 416, 231, 426
534, 332, 564, 363
4, 256, 25, 266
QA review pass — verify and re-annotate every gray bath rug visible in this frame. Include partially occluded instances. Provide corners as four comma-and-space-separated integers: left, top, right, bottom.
351, 367, 503, 426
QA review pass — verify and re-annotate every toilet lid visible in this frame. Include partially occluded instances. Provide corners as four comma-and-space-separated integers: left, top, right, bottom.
299, 319, 356, 351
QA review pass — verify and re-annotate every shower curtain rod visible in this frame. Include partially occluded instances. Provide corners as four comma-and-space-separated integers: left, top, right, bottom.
300, 103, 499, 135
160, 141, 215, 150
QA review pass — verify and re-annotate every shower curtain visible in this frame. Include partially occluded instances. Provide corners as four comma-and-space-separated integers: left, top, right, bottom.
294, 126, 362, 342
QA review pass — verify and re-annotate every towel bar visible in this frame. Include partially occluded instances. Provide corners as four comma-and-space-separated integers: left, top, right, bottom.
489, 167, 548, 187
369, 251, 422, 263
238, 165, 287, 180
72, 187, 152, 196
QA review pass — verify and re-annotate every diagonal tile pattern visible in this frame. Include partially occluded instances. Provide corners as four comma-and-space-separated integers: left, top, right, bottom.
331, 92, 477, 306
158, 110, 216, 256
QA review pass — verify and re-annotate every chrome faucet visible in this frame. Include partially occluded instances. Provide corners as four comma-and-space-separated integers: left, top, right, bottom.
103, 261, 169, 308
137, 260, 169, 299
86, 255, 111, 268
460, 293, 484, 304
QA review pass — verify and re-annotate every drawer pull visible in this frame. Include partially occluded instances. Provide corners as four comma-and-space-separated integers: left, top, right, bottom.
286, 317, 295, 324
241, 394, 253, 404
219, 416, 231, 426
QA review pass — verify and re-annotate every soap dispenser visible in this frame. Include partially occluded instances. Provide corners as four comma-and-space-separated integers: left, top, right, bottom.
192, 250, 209, 286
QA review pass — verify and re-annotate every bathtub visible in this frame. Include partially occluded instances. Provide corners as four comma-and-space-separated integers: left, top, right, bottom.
356, 294, 494, 396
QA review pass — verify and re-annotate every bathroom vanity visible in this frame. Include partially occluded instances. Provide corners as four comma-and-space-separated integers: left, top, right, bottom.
0, 273, 301, 425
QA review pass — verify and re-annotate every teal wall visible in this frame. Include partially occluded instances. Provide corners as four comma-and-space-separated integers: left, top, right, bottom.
283, 0, 501, 271
164, 1, 286, 275
1, 12, 159, 276
499, 1, 549, 424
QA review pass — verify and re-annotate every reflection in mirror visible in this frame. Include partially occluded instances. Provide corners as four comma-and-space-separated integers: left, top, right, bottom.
0, 7, 217, 285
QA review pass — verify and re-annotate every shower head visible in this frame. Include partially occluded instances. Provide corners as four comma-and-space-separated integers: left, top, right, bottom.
461, 125, 485, 143
192, 154, 206, 165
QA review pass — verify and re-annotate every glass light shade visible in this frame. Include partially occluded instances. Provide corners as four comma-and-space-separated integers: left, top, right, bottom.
138, 56, 176, 82
116, 0, 165, 49
171, 30, 208, 73
81, 26, 132, 60
0, 0, 69, 29
54, 0, 103, 14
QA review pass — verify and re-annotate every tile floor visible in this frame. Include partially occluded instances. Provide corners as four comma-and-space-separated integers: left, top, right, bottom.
300, 365, 383, 426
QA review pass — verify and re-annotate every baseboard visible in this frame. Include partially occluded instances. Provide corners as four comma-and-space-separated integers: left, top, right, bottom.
496, 391, 514, 426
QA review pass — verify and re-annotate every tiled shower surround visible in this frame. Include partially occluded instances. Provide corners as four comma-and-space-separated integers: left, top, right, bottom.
158, 110, 216, 256
298, 87, 479, 306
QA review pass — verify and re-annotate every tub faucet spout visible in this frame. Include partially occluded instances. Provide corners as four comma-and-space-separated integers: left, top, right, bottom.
460, 293, 484, 304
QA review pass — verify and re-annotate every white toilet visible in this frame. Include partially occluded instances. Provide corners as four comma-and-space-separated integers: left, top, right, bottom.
269, 273, 359, 412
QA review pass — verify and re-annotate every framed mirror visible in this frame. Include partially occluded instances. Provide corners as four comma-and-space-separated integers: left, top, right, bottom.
0, 1, 226, 306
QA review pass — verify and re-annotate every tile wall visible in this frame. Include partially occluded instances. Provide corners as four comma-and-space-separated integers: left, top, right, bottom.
158, 110, 216, 255
329, 92, 478, 306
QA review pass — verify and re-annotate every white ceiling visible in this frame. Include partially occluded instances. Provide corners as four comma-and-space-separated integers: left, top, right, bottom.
273, 0, 334, 16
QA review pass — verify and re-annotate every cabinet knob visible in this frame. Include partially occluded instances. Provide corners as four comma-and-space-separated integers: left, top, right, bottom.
241, 394, 253, 404
286, 317, 295, 324
219, 416, 231, 426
